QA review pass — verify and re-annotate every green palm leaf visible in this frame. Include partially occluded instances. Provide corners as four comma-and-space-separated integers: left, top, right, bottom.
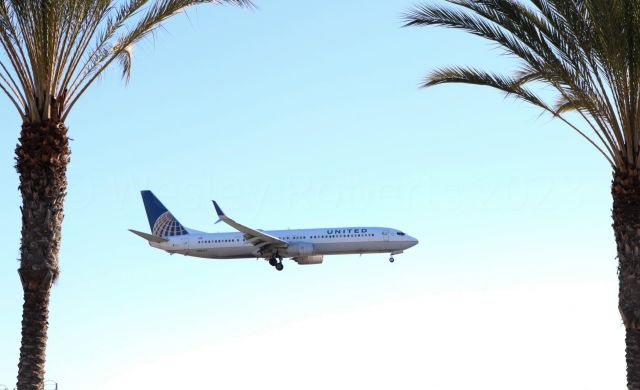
0, 0, 253, 122
404, 0, 640, 170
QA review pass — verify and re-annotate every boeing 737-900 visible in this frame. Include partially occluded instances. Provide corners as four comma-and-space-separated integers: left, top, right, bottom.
129, 190, 418, 271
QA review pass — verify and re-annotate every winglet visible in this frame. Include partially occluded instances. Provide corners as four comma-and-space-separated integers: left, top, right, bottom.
212, 201, 225, 224
209, 201, 288, 248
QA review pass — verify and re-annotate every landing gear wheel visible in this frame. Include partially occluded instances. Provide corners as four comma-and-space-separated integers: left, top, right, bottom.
389, 257, 395, 263
269, 258, 278, 266
275, 263, 284, 271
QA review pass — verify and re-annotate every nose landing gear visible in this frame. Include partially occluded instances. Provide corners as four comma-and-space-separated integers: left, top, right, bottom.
389, 250, 403, 264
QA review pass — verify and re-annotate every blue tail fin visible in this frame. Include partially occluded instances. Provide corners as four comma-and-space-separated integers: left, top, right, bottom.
140, 190, 188, 237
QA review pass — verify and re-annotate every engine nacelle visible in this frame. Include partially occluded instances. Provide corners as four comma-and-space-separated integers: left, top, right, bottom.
285, 242, 314, 257
293, 255, 324, 265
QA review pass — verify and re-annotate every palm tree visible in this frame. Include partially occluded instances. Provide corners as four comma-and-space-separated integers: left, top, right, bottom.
405, 0, 640, 387
0, 1, 252, 389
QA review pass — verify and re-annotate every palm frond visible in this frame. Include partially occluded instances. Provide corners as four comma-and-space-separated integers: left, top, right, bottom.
426, 66, 616, 165
406, 0, 640, 171
0, 0, 252, 122
426, 66, 549, 109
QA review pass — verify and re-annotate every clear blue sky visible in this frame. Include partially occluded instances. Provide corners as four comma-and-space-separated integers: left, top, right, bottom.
0, 1, 624, 389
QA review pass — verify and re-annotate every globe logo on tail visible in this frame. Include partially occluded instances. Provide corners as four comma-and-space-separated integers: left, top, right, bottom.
152, 211, 187, 237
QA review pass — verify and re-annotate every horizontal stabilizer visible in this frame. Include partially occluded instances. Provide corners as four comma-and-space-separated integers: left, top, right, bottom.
129, 229, 169, 243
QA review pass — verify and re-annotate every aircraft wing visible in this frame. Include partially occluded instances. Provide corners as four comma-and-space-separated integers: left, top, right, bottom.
212, 201, 288, 249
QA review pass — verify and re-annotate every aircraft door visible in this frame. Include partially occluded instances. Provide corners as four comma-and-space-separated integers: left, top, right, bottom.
382, 230, 390, 241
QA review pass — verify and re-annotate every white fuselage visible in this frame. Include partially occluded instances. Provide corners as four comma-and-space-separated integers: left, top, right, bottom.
150, 226, 418, 260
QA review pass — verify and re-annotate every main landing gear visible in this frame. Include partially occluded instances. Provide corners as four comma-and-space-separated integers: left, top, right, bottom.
269, 255, 284, 271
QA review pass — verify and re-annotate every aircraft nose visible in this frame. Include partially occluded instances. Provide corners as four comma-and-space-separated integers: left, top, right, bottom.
407, 236, 419, 248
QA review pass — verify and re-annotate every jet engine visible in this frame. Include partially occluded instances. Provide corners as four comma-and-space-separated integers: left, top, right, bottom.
285, 242, 314, 257
293, 255, 324, 265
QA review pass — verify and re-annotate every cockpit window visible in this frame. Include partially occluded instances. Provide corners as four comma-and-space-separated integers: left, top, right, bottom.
397, 232, 406, 236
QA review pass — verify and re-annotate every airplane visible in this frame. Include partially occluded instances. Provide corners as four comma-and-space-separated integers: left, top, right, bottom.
129, 190, 419, 271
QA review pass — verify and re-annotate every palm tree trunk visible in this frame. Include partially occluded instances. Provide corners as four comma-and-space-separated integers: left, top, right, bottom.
15, 119, 69, 390
613, 171, 640, 389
